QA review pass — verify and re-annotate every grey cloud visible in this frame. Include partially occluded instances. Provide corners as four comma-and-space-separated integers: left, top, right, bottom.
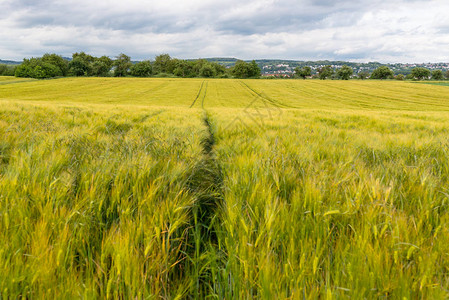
1, 0, 449, 62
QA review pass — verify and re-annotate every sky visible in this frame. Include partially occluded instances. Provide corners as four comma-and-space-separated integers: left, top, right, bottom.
1, 0, 449, 63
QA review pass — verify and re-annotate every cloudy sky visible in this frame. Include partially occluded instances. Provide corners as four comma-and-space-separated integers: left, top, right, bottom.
1, 0, 449, 62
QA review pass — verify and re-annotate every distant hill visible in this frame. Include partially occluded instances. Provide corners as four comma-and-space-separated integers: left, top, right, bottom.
186, 57, 238, 67
0, 59, 21, 65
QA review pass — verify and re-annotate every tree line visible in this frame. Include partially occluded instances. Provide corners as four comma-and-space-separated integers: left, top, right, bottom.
0, 64, 16, 76
8, 53, 261, 79
294, 65, 449, 80
3, 53, 449, 81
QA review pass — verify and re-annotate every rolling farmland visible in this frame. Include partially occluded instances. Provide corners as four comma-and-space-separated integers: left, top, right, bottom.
1, 77, 449, 298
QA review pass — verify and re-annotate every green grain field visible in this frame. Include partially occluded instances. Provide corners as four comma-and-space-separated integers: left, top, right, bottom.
1, 76, 448, 298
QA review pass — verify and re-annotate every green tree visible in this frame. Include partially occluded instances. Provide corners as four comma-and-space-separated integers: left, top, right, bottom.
70, 52, 95, 76
445, 70, 449, 79
42, 53, 69, 76
0, 64, 15, 76
358, 71, 370, 80
232, 60, 260, 78
411, 67, 430, 80
173, 66, 184, 77
370, 66, 394, 79
172, 60, 195, 77
318, 65, 333, 80
32, 63, 61, 79
69, 57, 90, 76
15, 63, 34, 77
0, 64, 7, 76
248, 60, 261, 77
232, 60, 250, 78
395, 74, 405, 81
15, 57, 62, 78
405, 73, 414, 80
295, 66, 312, 79
113, 53, 132, 77
130, 60, 153, 77
212, 62, 226, 76
72, 52, 95, 64
91, 56, 113, 77
68, 52, 97, 76
337, 65, 353, 80
431, 69, 444, 80
153, 54, 173, 74
199, 63, 216, 78
192, 59, 208, 76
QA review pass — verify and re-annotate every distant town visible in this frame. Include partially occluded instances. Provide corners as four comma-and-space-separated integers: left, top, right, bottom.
257, 61, 449, 78
193, 58, 449, 78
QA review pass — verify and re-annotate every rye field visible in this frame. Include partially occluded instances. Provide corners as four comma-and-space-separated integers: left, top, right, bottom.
0, 77, 449, 298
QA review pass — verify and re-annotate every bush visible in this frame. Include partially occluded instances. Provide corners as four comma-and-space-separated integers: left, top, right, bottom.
199, 64, 216, 78
156, 73, 170, 78
130, 61, 152, 77
337, 65, 353, 80
358, 71, 370, 80
318, 65, 334, 80
15, 64, 33, 77
0, 64, 16, 76
231, 60, 260, 78
15, 57, 63, 79
431, 70, 444, 80
371, 66, 394, 79
42, 53, 69, 76
411, 67, 431, 80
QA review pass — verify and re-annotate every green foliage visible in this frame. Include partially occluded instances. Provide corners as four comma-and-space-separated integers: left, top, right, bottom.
199, 64, 216, 78
91, 56, 113, 77
173, 66, 185, 77
15, 57, 63, 79
69, 57, 90, 76
172, 60, 194, 78
42, 53, 69, 76
73, 52, 95, 64
69, 52, 95, 76
15, 52, 230, 79
130, 60, 152, 77
113, 53, 132, 77
318, 65, 334, 80
14, 64, 32, 77
411, 67, 431, 80
212, 63, 226, 76
371, 66, 394, 79
34, 62, 61, 79
358, 71, 370, 80
231, 60, 260, 78
249, 60, 261, 77
68, 52, 112, 77
396, 74, 405, 80
0, 64, 16, 76
295, 66, 312, 79
405, 73, 415, 80
153, 54, 173, 74
0, 64, 7, 76
431, 69, 444, 80
445, 70, 449, 79
337, 65, 353, 80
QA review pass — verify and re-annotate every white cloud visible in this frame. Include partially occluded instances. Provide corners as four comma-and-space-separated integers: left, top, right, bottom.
1, 0, 449, 62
